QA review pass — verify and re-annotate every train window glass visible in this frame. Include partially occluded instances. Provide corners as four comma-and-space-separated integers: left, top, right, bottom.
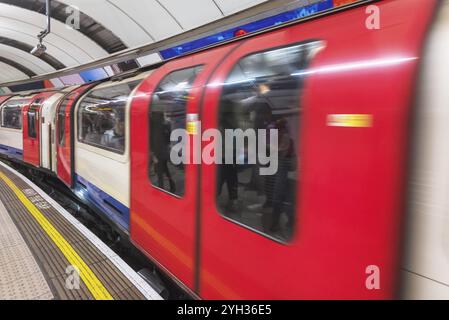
216, 42, 320, 242
58, 112, 66, 146
149, 65, 204, 197
57, 98, 70, 147
1, 99, 27, 130
28, 104, 40, 139
77, 80, 141, 154
27, 108, 37, 139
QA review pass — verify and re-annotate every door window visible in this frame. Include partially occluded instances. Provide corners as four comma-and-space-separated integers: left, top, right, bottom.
216, 42, 320, 242
149, 65, 203, 197
28, 103, 40, 139
57, 98, 70, 147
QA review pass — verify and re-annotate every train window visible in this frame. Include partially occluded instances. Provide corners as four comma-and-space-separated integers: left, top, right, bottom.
77, 80, 141, 154
216, 42, 321, 242
149, 65, 204, 197
57, 98, 70, 147
1, 99, 26, 130
28, 104, 40, 139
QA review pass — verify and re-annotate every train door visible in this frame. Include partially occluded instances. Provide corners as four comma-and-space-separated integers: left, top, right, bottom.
130, 45, 238, 291
198, 0, 436, 299
56, 85, 93, 187
198, 34, 322, 299
40, 93, 63, 170
22, 92, 54, 167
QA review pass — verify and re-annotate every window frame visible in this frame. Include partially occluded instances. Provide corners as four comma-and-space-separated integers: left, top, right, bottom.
77, 102, 127, 155
1, 99, 26, 130
76, 80, 141, 158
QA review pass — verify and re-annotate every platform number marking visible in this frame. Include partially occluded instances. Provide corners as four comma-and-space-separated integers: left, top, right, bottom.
22, 189, 52, 210
23, 189, 37, 197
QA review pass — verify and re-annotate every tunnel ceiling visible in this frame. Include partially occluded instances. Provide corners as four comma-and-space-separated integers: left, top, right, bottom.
0, 0, 268, 84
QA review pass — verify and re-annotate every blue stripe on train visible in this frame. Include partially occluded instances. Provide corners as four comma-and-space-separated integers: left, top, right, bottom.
75, 175, 130, 231
0, 144, 23, 160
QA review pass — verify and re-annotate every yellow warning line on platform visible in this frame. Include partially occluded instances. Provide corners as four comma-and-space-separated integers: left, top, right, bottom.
0, 171, 113, 300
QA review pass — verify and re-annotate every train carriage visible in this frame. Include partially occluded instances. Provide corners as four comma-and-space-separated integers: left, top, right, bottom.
0, 94, 35, 160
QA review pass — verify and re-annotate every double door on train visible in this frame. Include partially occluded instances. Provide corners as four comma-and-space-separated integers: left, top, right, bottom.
131, 33, 313, 298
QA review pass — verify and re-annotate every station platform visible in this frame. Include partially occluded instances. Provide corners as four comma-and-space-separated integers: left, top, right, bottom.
0, 161, 162, 300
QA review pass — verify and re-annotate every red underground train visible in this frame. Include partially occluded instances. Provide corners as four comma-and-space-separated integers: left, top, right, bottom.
1, 0, 448, 299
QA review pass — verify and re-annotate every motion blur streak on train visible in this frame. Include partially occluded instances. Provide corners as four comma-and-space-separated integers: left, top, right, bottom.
0, 0, 448, 299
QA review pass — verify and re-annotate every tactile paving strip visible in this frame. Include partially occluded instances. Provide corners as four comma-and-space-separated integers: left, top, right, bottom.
0, 201, 54, 300
0, 165, 148, 300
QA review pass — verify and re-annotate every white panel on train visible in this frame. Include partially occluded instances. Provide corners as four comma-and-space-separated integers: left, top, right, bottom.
74, 71, 152, 230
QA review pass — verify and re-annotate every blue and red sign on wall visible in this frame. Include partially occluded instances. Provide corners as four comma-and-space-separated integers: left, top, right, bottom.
159, 0, 360, 59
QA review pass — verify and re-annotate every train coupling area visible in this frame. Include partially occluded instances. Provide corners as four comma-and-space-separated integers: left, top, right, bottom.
0, 161, 162, 300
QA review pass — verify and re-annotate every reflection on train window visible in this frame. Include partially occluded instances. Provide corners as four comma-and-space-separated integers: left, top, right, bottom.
1, 100, 26, 130
77, 80, 140, 154
149, 65, 203, 197
28, 104, 39, 139
217, 42, 320, 242
58, 99, 69, 147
